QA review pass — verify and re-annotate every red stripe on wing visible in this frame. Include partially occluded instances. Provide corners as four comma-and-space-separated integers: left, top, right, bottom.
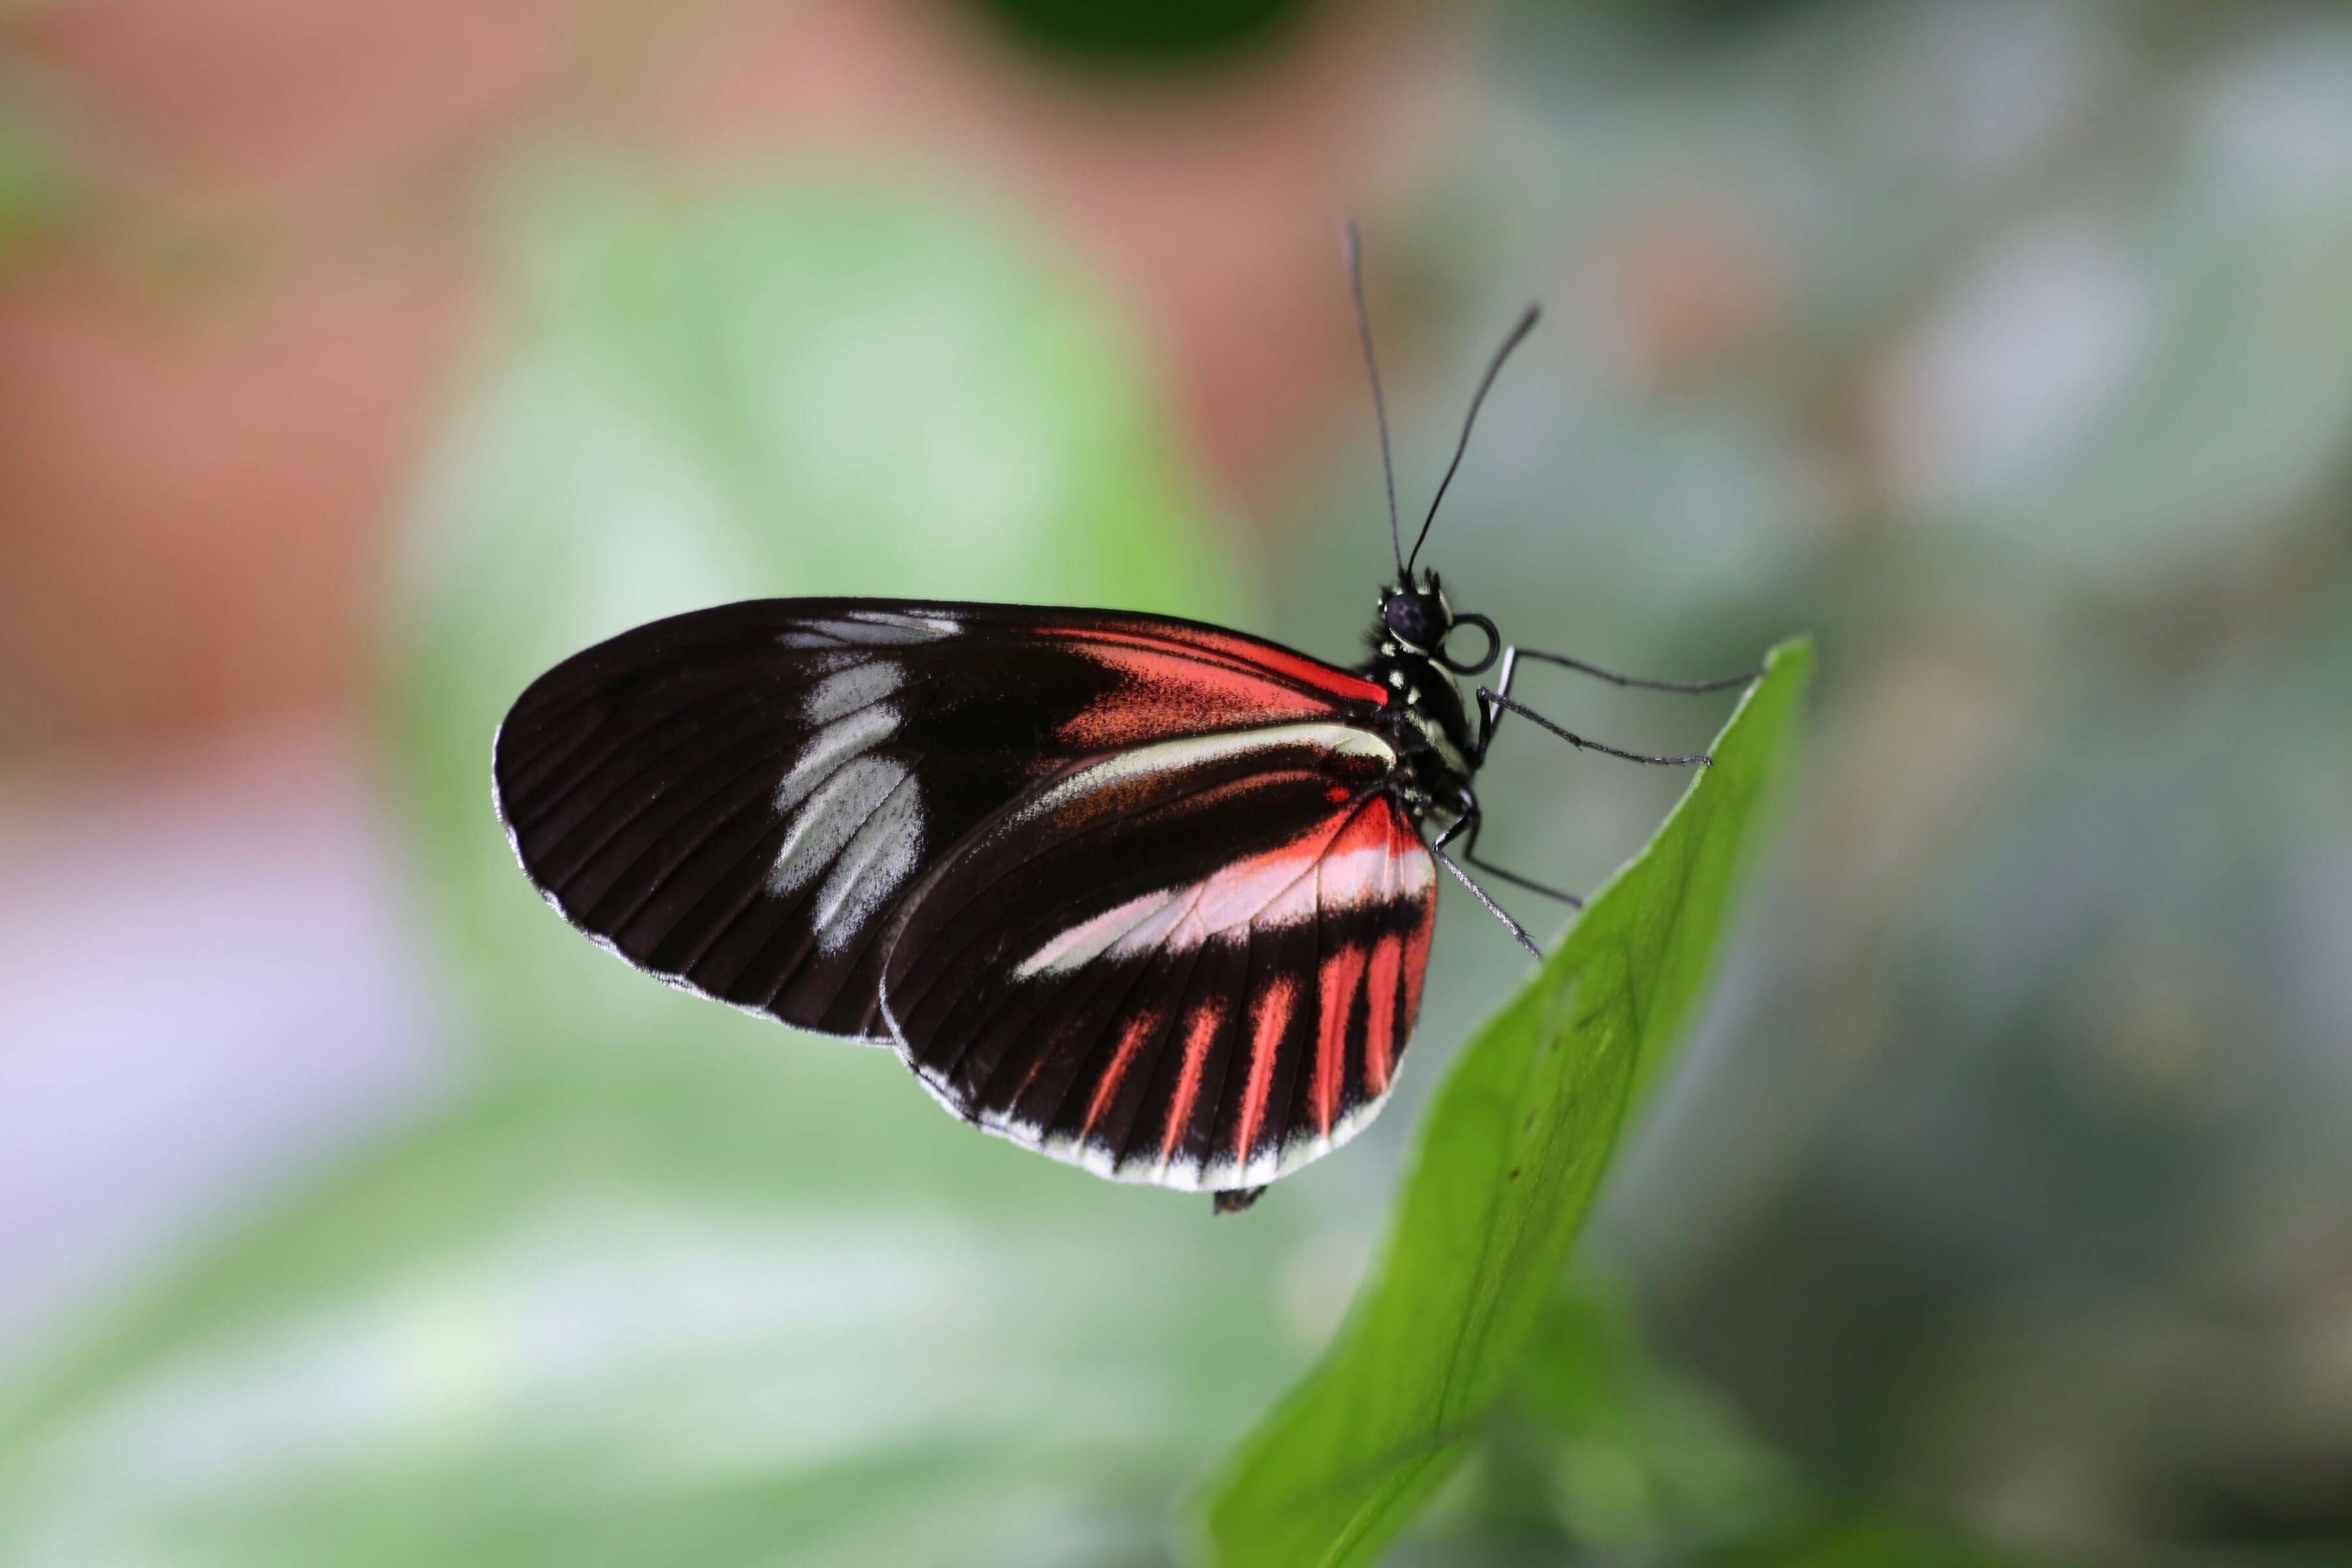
1401, 903, 1433, 1030
1364, 933, 1404, 1094
1056, 646, 1368, 748
1313, 943, 1369, 1136
1161, 1000, 1225, 1165
1232, 974, 1301, 1161
1151, 624, 1387, 706
1038, 624, 1386, 751
1082, 1009, 1159, 1139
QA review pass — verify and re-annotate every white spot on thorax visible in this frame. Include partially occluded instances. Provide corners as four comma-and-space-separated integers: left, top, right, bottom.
1410, 710, 1470, 777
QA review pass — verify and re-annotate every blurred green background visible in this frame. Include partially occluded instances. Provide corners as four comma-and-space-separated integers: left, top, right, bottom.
2, 0, 2349, 1563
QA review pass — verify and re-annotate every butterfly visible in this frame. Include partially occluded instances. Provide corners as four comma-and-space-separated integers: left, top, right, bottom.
493, 226, 1754, 1213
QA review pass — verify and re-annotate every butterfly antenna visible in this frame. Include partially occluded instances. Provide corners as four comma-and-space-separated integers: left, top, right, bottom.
1344, 220, 1405, 582
1406, 302, 1540, 577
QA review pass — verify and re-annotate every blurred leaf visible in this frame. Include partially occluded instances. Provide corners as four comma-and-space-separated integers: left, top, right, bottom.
0, 90, 67, 268
1503, 1279, 1808, 1550
1196, 638, 1810, 1568
0, 1127, 1311, 1566
1715, 1514, 2055, 1568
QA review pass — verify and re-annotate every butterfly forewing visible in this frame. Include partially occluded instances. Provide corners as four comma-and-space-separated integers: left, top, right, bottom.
493, 599, 1391, 1044
879, 723, 1437, 1191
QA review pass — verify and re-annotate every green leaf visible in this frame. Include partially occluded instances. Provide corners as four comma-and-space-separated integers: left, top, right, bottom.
0, 87, 69, 269
1195, 637, 1812, 1568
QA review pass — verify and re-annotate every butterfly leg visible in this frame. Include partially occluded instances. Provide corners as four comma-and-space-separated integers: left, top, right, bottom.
1457, 808, 1584, 908
1471, 645, 1520, 764
1212, 1186, 1267, 1215
1431, 811, 1543, 960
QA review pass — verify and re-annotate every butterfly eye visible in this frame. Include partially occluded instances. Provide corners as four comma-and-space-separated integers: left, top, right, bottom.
1382, 592, 1448, 650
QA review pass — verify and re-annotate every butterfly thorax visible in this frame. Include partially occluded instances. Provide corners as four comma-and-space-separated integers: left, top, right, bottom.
1364, 609, 1481, 830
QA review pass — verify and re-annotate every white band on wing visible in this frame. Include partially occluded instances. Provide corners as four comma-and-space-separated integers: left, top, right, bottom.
1008, 723, 1394, 826
1013, 839, 1432, 979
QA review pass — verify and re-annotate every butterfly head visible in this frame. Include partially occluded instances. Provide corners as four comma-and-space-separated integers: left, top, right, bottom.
1380, 571, 1499, 676
1379, 572, 1451, 652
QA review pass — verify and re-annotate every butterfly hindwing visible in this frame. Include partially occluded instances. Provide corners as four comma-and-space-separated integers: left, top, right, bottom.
493, 599, 1389, 1041
878, 722, 1438, 1191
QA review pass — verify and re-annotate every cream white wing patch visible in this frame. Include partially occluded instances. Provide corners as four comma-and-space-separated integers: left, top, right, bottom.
803, 658, 905, 723
767, 656, 925, 948
1008, 722, 1394, 826
777, 609, 961, 648
1013, 838, 1430, 979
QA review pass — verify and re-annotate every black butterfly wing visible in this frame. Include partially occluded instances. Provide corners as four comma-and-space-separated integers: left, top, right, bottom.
492, 598, 1389, 1040
878, 721, 1438, 1193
